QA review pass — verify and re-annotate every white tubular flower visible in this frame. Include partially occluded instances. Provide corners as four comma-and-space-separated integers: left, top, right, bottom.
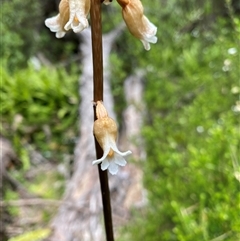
45, 0, 69, 38
117, 0, 157, 50
65, 0, 90, 33
45, 0, 90, 38
92, 101, 132, 175
45, 14, 67, 38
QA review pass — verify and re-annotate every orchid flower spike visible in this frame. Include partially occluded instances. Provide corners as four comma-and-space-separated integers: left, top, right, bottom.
92, 101, 132, 175
116, 0, 157, 50
45, 0, 90, 38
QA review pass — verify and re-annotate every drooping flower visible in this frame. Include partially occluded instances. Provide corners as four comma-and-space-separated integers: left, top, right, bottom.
44, 0, 69, 38
65, 0, 90, 32
45, 0, 90, 38
92, 101, 132, 175
116, 0, 157, 50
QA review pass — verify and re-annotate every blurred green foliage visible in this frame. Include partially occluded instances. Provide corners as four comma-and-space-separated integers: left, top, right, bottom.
8, 229, 50, 241
1, 0, 78, 70
1, 0, 43, 69
1, 64, 79, 161
1, 62, 79, 239
117, 1, 239, 240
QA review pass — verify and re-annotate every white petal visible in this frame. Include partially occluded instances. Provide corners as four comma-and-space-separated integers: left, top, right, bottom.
114, 148, 132, 157
64, 22, 72, 31
103, 0, 112, 5
114, 155, 127, 166
72, 22, 86, 33
108, 161, 119, 175
64, 0, 76, 31
45, 15, 66, 38
92, 146, 111, 165
110, 141, 132, 157
64, 18, 74, 31
92, 155, 107, 165
141, 16, 158, 50
143, 16, 157, 35
101, 159, 110, 170
145, 35, 158, 44
122, 150, 132, 156
45, 15, 61, 32
56, 31, 66, 38
75, 11, 89, 28
65, 0, 89, 33
141, 40, 151, 51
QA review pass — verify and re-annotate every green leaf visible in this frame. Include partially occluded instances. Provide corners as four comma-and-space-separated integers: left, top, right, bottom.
9, 229, 50, 241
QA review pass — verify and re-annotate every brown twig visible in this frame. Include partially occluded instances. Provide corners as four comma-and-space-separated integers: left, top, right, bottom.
90, 0, 114, 241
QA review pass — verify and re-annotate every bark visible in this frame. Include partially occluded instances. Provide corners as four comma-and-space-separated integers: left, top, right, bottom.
122, 70, 146, 161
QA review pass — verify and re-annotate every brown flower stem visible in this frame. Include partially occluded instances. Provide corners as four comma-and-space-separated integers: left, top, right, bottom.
90, 1, 114, 241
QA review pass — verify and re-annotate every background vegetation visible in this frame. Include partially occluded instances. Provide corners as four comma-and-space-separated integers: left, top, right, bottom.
1, 0, 239, 240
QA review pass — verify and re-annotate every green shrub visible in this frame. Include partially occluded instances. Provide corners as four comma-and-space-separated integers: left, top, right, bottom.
1, 64, 79, 161
118, 8, 239, 241
1, 0, 43, 69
